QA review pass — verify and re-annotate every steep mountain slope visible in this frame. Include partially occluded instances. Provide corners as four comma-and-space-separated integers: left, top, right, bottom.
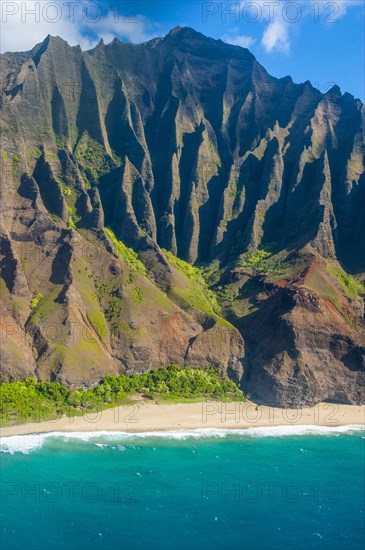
0, 27, 364, 405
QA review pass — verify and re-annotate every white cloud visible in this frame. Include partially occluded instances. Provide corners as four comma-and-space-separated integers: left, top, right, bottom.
334, 0, 364, 19
222, 33, 256, 49
261, 20, 289, 54
0, 1, 158, 53
254, 0, 364, 54
1, 0, 363, 55
80, 12, 158, 45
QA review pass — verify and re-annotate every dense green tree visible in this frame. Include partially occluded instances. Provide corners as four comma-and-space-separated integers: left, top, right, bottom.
0, 366, 246, 425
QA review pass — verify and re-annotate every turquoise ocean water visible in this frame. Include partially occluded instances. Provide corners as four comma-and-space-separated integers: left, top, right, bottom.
1, 426, 364, 550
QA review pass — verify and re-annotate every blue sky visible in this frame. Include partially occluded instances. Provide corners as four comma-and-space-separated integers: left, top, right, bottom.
1, 1, 364, 100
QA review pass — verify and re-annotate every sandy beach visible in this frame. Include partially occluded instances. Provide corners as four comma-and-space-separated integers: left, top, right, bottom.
1, 400, 364, 437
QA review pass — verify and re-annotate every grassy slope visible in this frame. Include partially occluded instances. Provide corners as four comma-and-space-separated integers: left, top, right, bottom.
162, 249, 234, 327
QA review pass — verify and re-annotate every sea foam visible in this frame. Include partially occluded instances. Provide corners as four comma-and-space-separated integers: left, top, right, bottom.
1, 425, 364, 454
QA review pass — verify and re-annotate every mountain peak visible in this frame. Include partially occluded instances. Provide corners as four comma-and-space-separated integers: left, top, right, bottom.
325, 84, 342, 97
32, 34, 71, 65
169, 25, 184, 35
166, 26, 204, 40
42, 34, 70, 47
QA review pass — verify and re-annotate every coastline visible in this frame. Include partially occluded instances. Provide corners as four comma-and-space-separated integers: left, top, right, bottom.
1, 401, 364, 437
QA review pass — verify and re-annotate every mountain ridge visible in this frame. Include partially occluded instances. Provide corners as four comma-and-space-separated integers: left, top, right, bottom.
0, 27, 364, 406
5, 28, 361, 104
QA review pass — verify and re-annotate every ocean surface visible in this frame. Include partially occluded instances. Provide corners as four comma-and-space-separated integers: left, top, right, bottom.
1, 425, 364, 550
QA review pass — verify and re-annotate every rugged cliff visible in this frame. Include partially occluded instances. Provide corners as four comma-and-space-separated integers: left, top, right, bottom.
0, 27, 364, 405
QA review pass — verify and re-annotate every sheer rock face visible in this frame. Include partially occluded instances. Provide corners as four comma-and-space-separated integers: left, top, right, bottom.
0, 27, 364, 405
237, 282, 365, 407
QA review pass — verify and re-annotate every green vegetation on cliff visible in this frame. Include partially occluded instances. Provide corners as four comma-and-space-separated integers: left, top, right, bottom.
30, 293, 43, 310
162, 249, 233, 326
105, 228, 147, 276
0, 366, 245, 425
236, 249, 271, 275
326, 264, 365, 298
74, 132, 121, 181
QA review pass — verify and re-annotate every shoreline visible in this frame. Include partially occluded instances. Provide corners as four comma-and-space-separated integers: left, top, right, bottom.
1, 401, 364, 437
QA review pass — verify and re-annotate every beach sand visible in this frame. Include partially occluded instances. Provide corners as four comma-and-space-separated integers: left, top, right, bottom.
1, 400, 364, 437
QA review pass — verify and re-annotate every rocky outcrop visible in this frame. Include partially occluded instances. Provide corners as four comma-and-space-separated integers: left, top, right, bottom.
227, 254, 365, 406
239, 285, 364, 406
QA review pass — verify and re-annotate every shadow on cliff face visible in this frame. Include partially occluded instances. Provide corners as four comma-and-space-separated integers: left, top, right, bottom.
341, 347, 365, 372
